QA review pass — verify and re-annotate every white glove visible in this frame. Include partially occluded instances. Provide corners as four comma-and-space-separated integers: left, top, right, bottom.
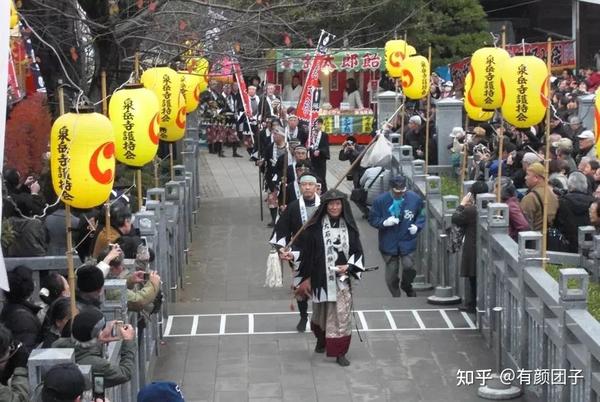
408, 224, 418, 235
383, 216, 400, 227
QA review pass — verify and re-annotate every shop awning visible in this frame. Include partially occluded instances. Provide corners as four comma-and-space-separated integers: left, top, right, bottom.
275, 48, 384, 73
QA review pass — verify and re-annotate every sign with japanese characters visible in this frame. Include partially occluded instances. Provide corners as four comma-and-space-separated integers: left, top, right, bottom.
276, 48, 384, 72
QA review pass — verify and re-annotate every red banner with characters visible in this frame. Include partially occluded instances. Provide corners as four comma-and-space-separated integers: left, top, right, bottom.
232, 61, 252, 118
295, 31, 335, 122
450, 40, 575, 91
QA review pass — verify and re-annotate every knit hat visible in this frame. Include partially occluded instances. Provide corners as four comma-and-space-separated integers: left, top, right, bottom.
137, 382, 185, 402
390, 175, 407, 191
522, 152, 542, 165
409, 115, 422, 125
527, 162, 546, 178
76, 265, 104, 293
552, 137, 573, 151
71, 309, 105, 342
472, 127, 486, 137
42, 363, 86, 402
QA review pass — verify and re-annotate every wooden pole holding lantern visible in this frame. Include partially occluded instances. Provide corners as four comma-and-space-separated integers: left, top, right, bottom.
101, 70, 111, 240
399, 32, 408, 146
495, 26, 507, 203
169, 143, 175, 181
541, 38, 552, 270
58, 84, 77, 322
134, 53, 144, 211
424, 45, 432, 175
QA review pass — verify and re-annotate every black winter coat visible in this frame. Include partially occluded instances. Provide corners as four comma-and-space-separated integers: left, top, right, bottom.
555, 191, 595, 252
0, 301, 42, 351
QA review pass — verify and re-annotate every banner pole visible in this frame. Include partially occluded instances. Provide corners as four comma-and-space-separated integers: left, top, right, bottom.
424, 45, 432, 175
541, 37, 553, 271
496, 25, 507, 203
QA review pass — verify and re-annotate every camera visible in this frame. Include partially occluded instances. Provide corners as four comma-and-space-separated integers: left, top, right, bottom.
143, 272, 150, 281
93, 375, 105, 401
111, 320, 124, 338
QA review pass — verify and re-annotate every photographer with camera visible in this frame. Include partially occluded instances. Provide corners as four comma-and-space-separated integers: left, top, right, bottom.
98, 245, 161, 313
338, 135, 365, 189
0, 323, 29, 402
52, 309, 136, 388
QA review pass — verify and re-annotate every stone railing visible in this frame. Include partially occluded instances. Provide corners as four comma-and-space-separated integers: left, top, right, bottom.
393, 144, 600, 401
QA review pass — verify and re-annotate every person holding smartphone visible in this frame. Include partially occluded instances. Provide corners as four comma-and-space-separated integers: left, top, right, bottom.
52, 309, 136, 388
97, 245, 161, 312
451, 180, 490, 313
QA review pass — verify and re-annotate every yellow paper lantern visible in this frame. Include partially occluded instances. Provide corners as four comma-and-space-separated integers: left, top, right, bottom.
179, 71, 201, 113
500, 56, 548, 128
595, 89, 600, 158
468, 47, 510, 110
401, 55, 430, 100
384, 40, 416, 79
141, 66, 186, 142
10, 0, 19, 29
50, 108, 116, 209
464, 72, 494, 122
108, 84, 160, 167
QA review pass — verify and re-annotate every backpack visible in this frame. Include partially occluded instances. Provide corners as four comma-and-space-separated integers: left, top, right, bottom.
4, 217, 48, 257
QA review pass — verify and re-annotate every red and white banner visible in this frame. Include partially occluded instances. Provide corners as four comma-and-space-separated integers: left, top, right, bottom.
232, 61, 252, 118
295, 31, 334, 122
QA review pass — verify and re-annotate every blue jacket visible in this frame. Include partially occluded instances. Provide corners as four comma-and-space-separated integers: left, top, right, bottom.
368, 191, 425, 256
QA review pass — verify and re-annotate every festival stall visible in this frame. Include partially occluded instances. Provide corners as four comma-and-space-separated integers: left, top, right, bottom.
270, 48, 383, 144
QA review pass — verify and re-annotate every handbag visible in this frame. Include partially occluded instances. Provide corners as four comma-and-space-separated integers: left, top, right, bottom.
350, 167, 385, 204
531, 190, 569, 252
447, 224, 465, 254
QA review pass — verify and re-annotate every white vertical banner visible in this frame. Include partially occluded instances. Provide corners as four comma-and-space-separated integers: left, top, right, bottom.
0, 1, 11, 290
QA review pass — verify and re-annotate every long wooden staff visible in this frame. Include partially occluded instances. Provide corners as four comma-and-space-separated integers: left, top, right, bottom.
399, 32, 408, 146
284, 99, 407, 249
281, 141, 289, 207
424, 45, 432, 175
541, 37, 552, 271
286, 136, 378, 249
57, 84, 77, 322
495, 26, 507, 202
257, 83, 270, 222
101, 70, 111, 241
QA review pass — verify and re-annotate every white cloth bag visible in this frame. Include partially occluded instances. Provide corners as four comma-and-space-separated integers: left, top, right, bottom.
360, 134, 392, 168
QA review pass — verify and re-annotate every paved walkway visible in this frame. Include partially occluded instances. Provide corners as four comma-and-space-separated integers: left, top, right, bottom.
152, 147, 530, 402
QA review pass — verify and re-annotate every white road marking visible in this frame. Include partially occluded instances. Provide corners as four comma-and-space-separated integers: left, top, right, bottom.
163, 308, 477, 337
439, 310, 454, 329
384, 310, 398, 330
461, 311, 477, 329
190, 315, 198, 335
411, 310, 426, 329
219, 314, 226, 335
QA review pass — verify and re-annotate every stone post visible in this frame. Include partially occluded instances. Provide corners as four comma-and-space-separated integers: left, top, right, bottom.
435, 98, 463, 166
578, 94, 595, 132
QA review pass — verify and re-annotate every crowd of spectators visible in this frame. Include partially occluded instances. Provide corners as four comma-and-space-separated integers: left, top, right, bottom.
0, 165, 171, 400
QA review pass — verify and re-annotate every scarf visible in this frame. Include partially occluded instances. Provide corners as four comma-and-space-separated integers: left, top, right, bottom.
322, 215, 349, 302
308, 129, 322, 150
388, 196, 404, 218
